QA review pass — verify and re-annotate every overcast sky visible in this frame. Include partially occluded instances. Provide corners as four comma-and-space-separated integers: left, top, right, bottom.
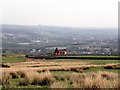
0, 0, 119, 27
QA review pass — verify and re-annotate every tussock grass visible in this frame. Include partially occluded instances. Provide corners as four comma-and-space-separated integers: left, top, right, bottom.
104, 63, 120, 69
17, 70, 26, 78
70, 71, 119, 88
0, 71, 2, 85
36, 65, 91, 73
2, 59, 119, 88
9, 72, 19, 78
2, 72, 10, 85
70, 73, 85, 88
8, 60, 88, 67
54, 75, 69, 81
2, 63, 11, 68
19, 71, 54, 86
98, 71, 118, 80
51, 81, 68, 88
83, 74, 118, 88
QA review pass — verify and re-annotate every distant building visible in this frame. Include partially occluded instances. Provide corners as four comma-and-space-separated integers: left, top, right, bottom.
54, 48, 67, 55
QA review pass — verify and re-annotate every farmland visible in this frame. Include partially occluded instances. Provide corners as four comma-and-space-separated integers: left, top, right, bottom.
1, 54, 120, 89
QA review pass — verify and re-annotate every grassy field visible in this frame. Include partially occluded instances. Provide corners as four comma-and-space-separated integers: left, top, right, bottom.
2, 54, 119, 63
44, 55, 119, 60
2, 54, 26, 63
1, 54, 120, 89
48, 59, 118, 64
83, 67, 119, 73
83, 60, 119, 65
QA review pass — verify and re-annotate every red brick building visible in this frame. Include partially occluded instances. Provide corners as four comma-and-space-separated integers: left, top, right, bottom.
54, 48, 67, 55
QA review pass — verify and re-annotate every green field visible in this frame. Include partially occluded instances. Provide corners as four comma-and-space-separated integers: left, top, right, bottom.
2, 54, 26, 63
48, 59, 118, 64
45, 55, 119, 60
83, 67, 119, 73
2, 54, 119, 63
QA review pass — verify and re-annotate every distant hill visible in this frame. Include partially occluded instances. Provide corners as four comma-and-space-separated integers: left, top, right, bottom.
2, 24, 117, 38
2, 24, 118, 54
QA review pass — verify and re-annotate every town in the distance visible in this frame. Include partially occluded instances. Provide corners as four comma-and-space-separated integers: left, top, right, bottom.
2, 24, 118, 56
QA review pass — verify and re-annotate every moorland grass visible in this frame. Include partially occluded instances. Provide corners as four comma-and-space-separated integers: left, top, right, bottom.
69, 71, 119, 88
2, 70, 119, 88
19, 71, 54, 86
1, 54, 120, 88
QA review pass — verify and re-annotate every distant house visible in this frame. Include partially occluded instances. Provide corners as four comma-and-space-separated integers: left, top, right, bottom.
54, 48, 67, 55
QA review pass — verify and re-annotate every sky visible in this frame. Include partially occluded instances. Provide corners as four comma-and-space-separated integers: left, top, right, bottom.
0, 0, 119, 27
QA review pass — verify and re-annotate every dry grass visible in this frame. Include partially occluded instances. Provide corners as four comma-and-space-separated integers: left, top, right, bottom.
8, 60, 88, 67
98, 71, 118, 80
9, 72, 19, 78
1, 69, 119, 88
0, 70, 2, 85
19, 70, 54, 86
2, 72, 10, 85
17, 70, 26, 78
51, 81, 68, 88
2, 60, 95, 73
2, 60, 120, 88
2, 65, 97, 76
70, 73, 85, 88
2, 63, 11, 68
104, 63, 120, 69
36, 65, 92, 72
83, 74, 118, 88
70, 71, 119, 88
